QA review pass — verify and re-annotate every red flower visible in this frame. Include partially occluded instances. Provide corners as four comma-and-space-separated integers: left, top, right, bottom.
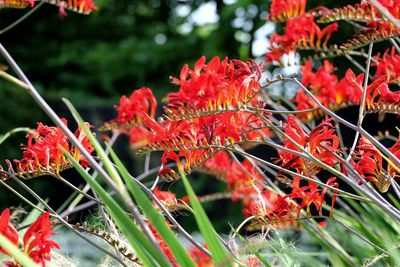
0, 209, 18, 256
354, 137, 400, 192
147, 222, 177, 266
103, 87, 157, 148
202, 151, 233, 180
374, 47, 400, 83
266, 15, 338, 63
246, 255, 262, 267
0, 210, 59, 267
166, 56, 263, 118
116, 87, 157, 124
23, 212, 60, 267
278, 115, 339, 176
294, 60, 338, 119
242, 189, 299, 226
153, 187, 178, 211
188, 244, 212, 267
289, 176, 337, 215
335, 69, 363, 105
9, 119, 94, 178
335, 69, 390, 106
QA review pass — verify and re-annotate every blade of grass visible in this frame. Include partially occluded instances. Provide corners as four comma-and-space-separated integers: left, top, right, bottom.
108, 146, 197, 267
179, 169, 232, 266
64, 151, 171, 267
62, 98, 126, 194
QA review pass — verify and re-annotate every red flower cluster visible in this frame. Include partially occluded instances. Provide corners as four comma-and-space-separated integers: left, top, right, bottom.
202, 151, 263, 198
242, 189, 299, 226
0, 0, 97, 15
111, 87, 157, 147
146, 221, 177, 266
363, 0, 400, 35
266, 14, 338, 63
374, 47, 400, 84
353, 137, 400, 192
153, 186, 178, 211
294, 61, 400, 119
289, 176, 338, 215
203, 151, 301, 224
294, 60, 338, 119
103, 56, 271, 180
278, 115, 339, 176
1, 119, 94, 179
147, 110, 270, 180
166, 56, 263, 118
0, 209, 59, 267
187, 245, 213, 267
318, 0, 400, 50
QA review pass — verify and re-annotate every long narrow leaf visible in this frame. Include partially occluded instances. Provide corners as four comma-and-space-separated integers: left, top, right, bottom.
62, 98, 126, 192
64, 151, 171, 267
0, 234, 39, 267
179, 169, 232, 266
107, 145, 197, 267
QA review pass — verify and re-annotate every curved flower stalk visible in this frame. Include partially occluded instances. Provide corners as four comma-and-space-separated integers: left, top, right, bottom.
318, 2, 379, 23
0, 0, 97, 15
341, 25, 400, 51
316, 0, 400, 50
319, 0, 400, 24
0, 209, 60, 267
0, 118, 94, 180
353, 137, 400, 192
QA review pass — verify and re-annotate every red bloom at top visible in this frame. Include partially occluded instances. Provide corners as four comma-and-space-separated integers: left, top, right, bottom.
104, 87, 158, 148
116, 87, 157, 124
166, 56, 263, 118
266, 15, 338, 63
268, 0, 307, 21
0, 209, 18, 256
278, 115, 339, 176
